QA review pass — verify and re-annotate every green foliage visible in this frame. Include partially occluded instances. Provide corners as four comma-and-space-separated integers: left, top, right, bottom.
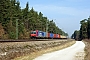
9, 31, 16, 39
72, 16, 90, 40
87, 17, 90, 39
0, 0, 68, 39
80, 19, 88, 39
72, 30, 80, 40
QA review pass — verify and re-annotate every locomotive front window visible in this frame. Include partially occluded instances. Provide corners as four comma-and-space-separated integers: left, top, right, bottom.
31, 31, 36, 34
33, 32, 36, 34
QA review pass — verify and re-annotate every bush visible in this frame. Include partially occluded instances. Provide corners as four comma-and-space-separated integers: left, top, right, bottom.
9, 31, 16, 39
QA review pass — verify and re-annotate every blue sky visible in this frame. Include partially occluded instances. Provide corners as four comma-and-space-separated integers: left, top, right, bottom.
19, 0, 90, 36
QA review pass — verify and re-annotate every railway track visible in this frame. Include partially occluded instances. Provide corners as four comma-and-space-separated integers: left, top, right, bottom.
0, 39, 30, 42
0, 39, 61, 42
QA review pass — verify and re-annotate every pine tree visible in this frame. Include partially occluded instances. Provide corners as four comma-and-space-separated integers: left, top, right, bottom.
22, 2, 29, 30
0, 0, 10, 27
87, 16, 90, 39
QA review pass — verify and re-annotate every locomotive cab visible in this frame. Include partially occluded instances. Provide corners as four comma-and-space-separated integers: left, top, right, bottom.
30, 31, 37, 39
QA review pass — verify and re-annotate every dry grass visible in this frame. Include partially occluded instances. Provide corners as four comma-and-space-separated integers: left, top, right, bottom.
83, 40, 90, 60
75, 51, 85, 60
0, 39, 75, 60
13, 40, 76, 60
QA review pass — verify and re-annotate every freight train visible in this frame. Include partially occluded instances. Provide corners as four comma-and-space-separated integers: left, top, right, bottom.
30, 30, 67, 39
